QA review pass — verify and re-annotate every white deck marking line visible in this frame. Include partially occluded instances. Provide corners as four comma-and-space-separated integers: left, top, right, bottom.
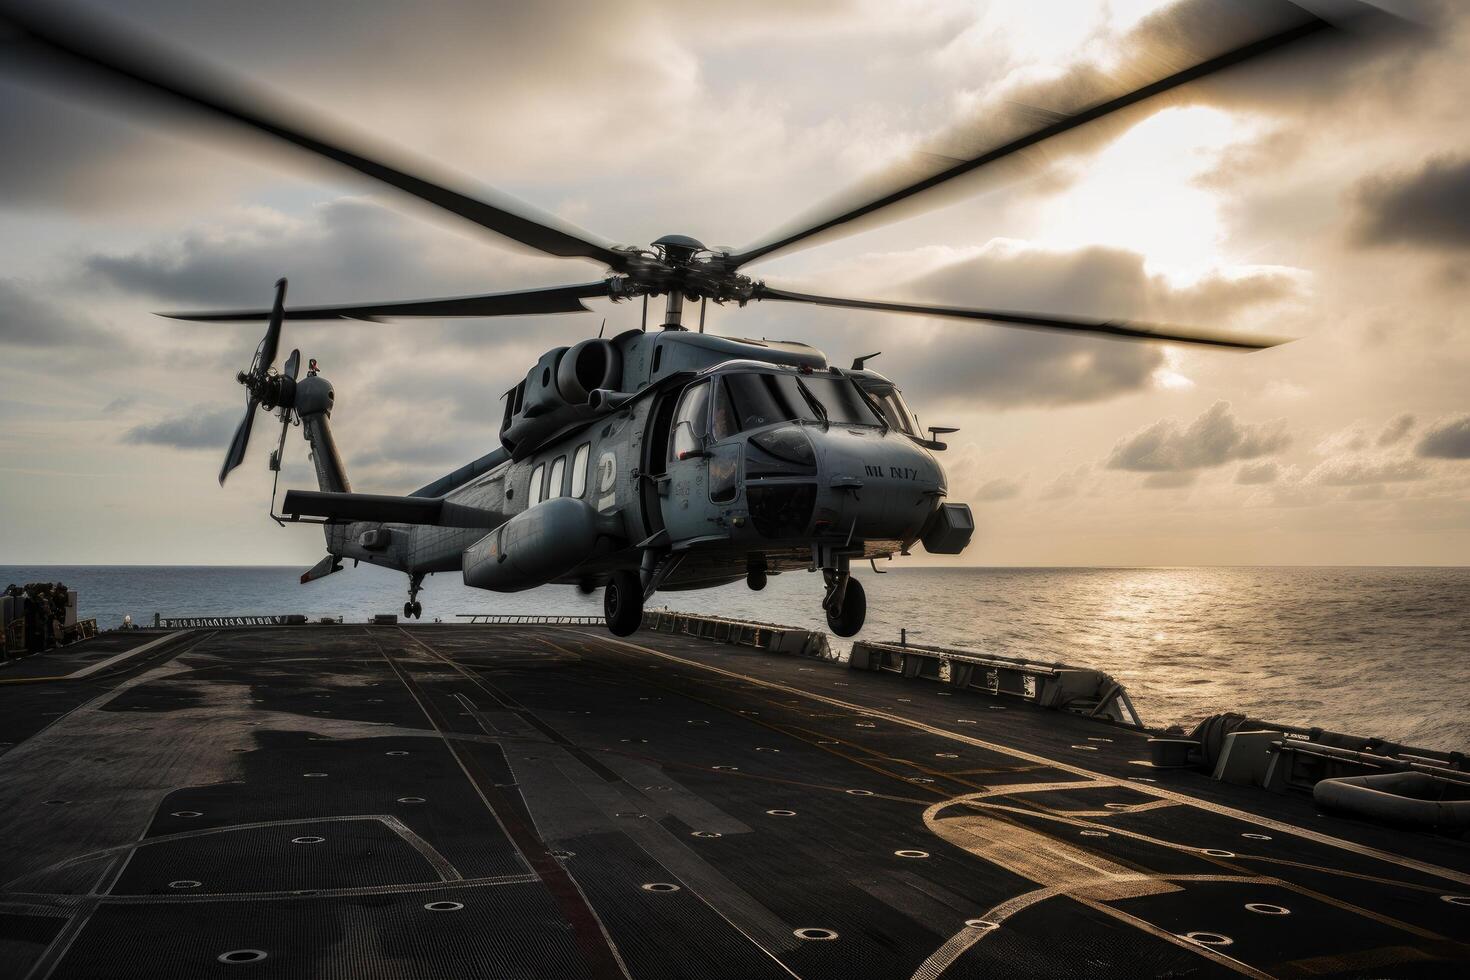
410, 629, 800, 979
586, 632, 1470, 887
8, 814, 462, 890
370, 630, 537, 879
9, 873, 542, 912
395, 628, 635, 980
0, 630, 196, 686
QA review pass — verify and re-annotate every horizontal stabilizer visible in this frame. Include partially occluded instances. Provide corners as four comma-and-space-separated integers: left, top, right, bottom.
300, 554, 343, 584
282, 490, 505, 528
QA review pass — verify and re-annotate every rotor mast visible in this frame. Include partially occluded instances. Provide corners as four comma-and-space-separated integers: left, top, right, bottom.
662, 292, 684, 330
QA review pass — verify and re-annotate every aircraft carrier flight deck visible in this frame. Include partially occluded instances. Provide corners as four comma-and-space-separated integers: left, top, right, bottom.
1, 618, 1467, 979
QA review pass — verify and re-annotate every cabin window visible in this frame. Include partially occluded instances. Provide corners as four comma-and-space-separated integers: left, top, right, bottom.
571, 443, 590, 497
528, 463, 545, 507
670, 381, 711, 461
548, 455, 566, 499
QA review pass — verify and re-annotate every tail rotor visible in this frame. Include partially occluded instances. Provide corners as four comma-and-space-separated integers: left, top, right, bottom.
219, 278, 290, 485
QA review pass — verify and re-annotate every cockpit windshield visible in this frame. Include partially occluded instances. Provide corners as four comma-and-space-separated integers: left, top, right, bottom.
799, 376, 882, 427
711, 371, 881, 439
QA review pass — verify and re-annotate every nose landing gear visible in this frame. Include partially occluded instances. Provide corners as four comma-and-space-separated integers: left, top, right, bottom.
822, 564, 867, 637
403, 572, 424, 620
746, 555, 767, 591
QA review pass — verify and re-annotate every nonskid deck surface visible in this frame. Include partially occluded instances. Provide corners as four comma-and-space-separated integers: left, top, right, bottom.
0, 626, 1466, 979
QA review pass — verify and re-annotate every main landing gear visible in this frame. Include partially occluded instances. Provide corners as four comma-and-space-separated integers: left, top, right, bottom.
603, 569, 643, 637
403, 573, 424, 620
822, 564, 867, 637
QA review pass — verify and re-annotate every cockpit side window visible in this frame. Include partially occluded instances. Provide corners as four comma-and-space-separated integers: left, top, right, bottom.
669, 380, 711, 461
868, 385, 918, 435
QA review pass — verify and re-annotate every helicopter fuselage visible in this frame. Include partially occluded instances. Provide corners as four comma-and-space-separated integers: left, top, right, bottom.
303, 326, 973, 630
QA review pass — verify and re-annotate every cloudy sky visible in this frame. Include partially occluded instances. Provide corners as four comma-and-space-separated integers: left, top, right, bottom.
2, 0, 1467, 566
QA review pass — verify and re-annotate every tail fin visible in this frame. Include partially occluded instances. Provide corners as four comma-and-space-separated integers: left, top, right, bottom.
292, 367, 352, 557
294, 371, 350, 494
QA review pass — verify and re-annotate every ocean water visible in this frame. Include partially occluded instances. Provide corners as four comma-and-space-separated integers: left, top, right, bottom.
4, 564, 1467, 751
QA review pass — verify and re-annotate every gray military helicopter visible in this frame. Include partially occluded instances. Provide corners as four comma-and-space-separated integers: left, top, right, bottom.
7, 1, 1350, 635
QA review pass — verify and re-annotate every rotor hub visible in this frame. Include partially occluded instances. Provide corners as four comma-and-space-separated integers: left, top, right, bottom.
651, 234, 706, 266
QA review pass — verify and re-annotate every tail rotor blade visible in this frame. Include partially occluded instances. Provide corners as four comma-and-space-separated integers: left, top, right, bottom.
219, 398, 259, 485
256, 278, 287, 378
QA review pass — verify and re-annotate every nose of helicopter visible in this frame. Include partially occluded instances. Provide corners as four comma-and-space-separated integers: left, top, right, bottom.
741, 424, 945, 545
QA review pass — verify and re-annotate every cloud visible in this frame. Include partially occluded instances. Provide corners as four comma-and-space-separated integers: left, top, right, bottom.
1345, 483, 1388, 501
1377, 413, 1416, 446
348, 436, 487, 470
1143, 471, 1196, 489
1041, 464, 1090, 500
973, 477, 1021, 501
80, 198, 563, 307
1105, 400, 1289, 473
1416, 414, 1470, 459
807, 242, 1298, 409
124, 405, 240, 449
763, 0, 1409, 255
1235, 460, 1278, 484
0, 0, 734, 212
0, 278, 118, 350
1310, 455, 1428, 486
1351, 156, 1470, 250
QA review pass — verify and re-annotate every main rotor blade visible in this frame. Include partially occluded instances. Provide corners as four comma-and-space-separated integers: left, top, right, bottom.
755, 285, 1286, 350
1, 2, 628, 269
163, 280, 614, 323
727, 8, 1334, 268
219, 397, 258, 486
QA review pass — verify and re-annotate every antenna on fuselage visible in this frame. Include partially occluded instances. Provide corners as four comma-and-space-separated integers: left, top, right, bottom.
699, 297, 707, 334
640, 295, 648, 332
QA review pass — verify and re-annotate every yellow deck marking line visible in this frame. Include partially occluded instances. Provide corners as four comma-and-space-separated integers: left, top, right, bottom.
1073, 894, 1274, 979
970, 794, 1452, 898
911, 874, 1276, 980
586, 632, 1470, 887
948, 794, 1451, 943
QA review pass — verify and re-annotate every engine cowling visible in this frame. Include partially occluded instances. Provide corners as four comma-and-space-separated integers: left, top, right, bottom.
556, 338, 621, 404
462, 496, 603, 592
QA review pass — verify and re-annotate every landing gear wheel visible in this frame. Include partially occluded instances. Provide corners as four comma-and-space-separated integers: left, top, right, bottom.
604, 569, 644, 637
577, 578, 597, 595
826, 577, 866, 637
405, 573, 425, 622
746, 568, 767, 591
